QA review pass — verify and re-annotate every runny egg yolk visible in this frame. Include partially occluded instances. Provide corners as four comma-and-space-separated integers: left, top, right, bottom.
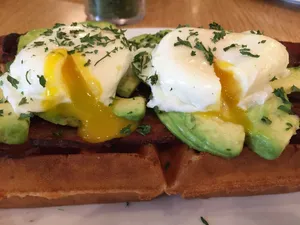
198, 60, 251, 131
43, 49, 136, 143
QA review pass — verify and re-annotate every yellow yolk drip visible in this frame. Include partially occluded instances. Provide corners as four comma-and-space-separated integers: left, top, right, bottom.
44, 49, 136, 143
198, 60, 251, 131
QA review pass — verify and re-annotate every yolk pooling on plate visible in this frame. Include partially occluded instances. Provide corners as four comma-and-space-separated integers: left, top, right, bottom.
43, 49, 136, 143
197, 60, 251, 131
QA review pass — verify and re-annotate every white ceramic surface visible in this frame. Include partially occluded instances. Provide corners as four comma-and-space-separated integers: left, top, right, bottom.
0, 28, 299, 225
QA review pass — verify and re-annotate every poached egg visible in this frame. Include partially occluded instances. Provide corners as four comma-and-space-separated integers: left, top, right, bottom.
141, 27, 290, 130
0, 23, 135, 143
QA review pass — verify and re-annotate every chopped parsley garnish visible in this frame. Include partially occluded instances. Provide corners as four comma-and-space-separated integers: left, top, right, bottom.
191, 50, 196, 56
291, 85, 300, 92
0, 109, 3, 117
239, 48, 260, 58
70, 29, 85, 36
211, 29, 226, 43
261, 116, 272, 125
200, 216, 209, 225
270, 76, 277, 82
278, 105, 293, 114
53, 23, 65, 29
67, 49, 75, 55
33, 41, 45, 47
0, 81, 3, 86
212, 47, 216, 51
37, 75, 46, 88
25, 70, 31, 85
209, 22, 223, 31
176, 24, 191, 29
56, 31, 67, 39
273, 87, 290, 104
8, 112, 12, 115
258, 40, 266, 44
286, 122, 293, 131
250, 30, 264, 35
84, 59, 91, 67
71, 22, 78, 26
194, 41, 214, 65
94, 47, 118, 66
132, 51, 151, 77
223, 43, 238, 52
148, 73, 159, 85
7, 75, 19, 89
44, 47, 49, 52
18, 113, 33, 120
174, 37, 192, 48
43, 29, 53, 36
18, 97, 28, 106
136, 124, 151, 136
186, 31, 199, 40
120, 124, 132, 135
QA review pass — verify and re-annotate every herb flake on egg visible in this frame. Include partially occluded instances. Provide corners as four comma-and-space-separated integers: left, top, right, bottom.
7, 75, 19, 89
37, 75, 46, 88
194, 41, 214, 65
174, 37, 192, 48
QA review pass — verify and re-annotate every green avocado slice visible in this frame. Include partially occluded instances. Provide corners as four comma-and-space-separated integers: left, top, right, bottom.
0, 89, 29, 144
246, 95, 299, 160
156, 110, 245, 158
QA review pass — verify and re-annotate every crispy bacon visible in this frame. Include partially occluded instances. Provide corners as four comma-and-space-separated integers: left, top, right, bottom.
0, 34, 20, 64
0, 33, 300, 158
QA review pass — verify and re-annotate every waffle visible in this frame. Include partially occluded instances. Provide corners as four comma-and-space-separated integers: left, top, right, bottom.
0, 34, 300, 208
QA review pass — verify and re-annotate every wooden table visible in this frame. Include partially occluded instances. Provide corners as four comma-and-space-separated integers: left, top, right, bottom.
0, 0, 299, 41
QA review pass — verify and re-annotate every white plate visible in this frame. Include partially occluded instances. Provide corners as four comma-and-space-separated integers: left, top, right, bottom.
1, 28, 300, 225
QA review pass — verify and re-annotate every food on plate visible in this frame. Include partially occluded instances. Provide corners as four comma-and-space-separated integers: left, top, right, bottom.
1, 22, 300, 208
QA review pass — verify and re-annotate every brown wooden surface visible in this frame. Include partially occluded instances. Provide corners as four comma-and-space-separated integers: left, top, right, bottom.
0, 0, 299, 41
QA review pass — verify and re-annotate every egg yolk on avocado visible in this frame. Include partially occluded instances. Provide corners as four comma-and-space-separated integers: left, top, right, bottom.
43, 49, 136, 143
199, 60, 251, 131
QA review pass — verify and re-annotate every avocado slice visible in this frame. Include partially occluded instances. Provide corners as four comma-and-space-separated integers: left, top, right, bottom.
0, 89, 29, 144
36, 110, 80, 127
129, 30, 171, 50
116, 66, 140, 98
156, 110, 245, 158
116, 30, 171, 98
271, 67, 300, 94
37, 96, 146, 126
246, 95, 299, 160
17, 28, 47, 52
111, 96, 146, 121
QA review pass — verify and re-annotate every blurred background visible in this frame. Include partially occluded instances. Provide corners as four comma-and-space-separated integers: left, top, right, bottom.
0, 0, 299, 41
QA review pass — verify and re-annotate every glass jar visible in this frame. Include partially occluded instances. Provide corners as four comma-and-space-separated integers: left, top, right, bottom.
85, 0, 146, 25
